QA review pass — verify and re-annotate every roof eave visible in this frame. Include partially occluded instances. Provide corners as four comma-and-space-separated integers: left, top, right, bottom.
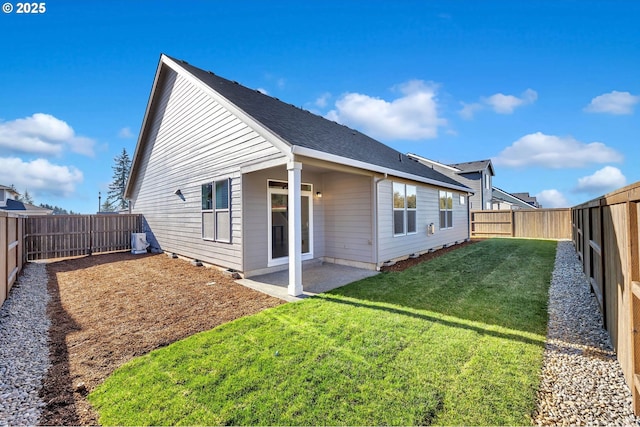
292, 146, 473, 194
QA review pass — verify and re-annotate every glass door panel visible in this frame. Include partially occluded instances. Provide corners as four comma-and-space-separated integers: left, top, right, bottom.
271, 193, 288, 259
302, 195, 309, 254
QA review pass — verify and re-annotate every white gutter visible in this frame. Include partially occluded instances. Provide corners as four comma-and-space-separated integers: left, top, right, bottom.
406, 152, 461, 173
291, 146, 473, 194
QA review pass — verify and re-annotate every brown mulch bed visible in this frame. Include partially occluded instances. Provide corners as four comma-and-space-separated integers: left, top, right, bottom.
38, 253, 284, 426
380, 239, 480, 272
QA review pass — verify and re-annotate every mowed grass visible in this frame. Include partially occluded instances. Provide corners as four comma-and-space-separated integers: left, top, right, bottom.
88, 239, 556, 426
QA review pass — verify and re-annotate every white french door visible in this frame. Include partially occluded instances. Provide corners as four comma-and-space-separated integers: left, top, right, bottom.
267, 180, 313, 266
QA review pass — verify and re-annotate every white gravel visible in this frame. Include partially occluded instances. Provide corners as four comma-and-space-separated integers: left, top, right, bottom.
0, 263, 50, 427
534, 240, 639, 426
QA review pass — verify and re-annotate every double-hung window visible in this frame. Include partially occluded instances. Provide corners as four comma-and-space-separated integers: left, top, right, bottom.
393, 182, 417, 236
201, 178, 231, 243
439, 190, 453, 229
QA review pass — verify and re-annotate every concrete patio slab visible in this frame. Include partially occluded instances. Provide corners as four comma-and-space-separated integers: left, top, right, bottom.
236, 262, 379, 302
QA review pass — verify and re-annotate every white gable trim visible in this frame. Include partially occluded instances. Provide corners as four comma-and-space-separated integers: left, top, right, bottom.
162, 55, 293, 159
125, 56, 173, 199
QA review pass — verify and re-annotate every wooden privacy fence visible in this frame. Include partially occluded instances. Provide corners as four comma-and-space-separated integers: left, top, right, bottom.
0, 212, 24, 307
572, 182, 640, 414
470, 208, 572, 239
24, 214, 143, 260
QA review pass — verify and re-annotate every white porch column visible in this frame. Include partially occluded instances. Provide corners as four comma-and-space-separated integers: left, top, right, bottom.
287, 161, 303, 296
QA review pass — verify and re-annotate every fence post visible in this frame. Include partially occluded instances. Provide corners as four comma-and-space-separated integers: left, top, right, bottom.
1, 214, 7, 306
511, 210, 515, 237
629, 200, 640, 414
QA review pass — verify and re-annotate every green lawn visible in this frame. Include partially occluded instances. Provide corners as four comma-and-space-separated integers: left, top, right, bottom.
89, 238, 556, 426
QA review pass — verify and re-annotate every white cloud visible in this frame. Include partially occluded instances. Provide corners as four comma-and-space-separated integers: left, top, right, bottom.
584, 91, 639, 115
575, 166, 626, 194
459, 89, 537, 119
315, 92, 332, 108
256, 88, 269, 95
0, 157, 83, 197
493, 132, 623, 168
0, 113, 96, 156
325, 80, 446, 140
484, 89, 538, 114
459, 102, 483, 120
118, 127, 134, 139
536, 189, 569, 208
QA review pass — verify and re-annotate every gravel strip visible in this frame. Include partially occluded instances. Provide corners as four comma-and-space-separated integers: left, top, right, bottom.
535, 240, 639, 426
0, 263, 50, 427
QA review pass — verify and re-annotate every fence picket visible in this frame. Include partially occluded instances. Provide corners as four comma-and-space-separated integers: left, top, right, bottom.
470, 208, 572, 239
24, 214, 143, 261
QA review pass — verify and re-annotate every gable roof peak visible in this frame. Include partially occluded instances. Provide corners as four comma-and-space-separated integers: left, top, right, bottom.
131, 55, 473, 194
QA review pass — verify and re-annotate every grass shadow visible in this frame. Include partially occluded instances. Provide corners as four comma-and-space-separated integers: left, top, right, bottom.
328, 238, 557, 335
317, 294, 546, 348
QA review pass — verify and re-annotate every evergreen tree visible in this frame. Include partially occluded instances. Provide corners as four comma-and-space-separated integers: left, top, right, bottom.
101, 199, 116, 212
15, 188, 33, 204
107, 148, 132, 210
39, 203, 77, 215
22, 189, 34, 204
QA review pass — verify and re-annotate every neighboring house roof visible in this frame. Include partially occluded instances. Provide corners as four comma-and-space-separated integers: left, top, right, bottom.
127, 55, 472, 197
405, 154, 460, 173
449, 159, 495, 176
0, 199, 53, 214
492, 187, 538, 209
405, 154, 495, 176
511, 192, 541, 208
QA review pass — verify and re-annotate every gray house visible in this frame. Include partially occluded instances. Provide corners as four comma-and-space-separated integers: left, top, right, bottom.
407, 155, 495, 210
125, 55, 472, 296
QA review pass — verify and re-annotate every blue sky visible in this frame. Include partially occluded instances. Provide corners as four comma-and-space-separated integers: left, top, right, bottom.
1, 0, 638, 213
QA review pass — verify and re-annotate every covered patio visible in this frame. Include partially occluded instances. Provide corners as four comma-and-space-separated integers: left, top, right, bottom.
236, 260, 378, 302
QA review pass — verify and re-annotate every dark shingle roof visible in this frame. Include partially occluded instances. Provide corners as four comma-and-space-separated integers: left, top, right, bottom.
171, 56, 470, 191
450, 159, 494, 174
0, 199, 51, 213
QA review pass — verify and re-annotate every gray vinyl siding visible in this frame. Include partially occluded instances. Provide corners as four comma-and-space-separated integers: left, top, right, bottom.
323, 173, 374, 263
456, 171, 492, 210
129, 67, 284, 270
454, 172, 483, 210
377, 180, 469, 262
242, 167, 325, 275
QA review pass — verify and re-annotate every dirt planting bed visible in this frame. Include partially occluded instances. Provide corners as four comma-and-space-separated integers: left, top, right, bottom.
38, 252, 284, 426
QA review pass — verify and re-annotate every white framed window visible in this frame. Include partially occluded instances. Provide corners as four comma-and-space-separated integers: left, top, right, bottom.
201, 178, 231, 242
407, 185, 417, 234
439, 190, 453, 229
460, 195, 466, 205
485, 173, 490, 190
393, 182, 417, 236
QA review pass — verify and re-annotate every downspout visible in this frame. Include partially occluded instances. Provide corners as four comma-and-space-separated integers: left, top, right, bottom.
373, 173, 388, 271
467, 191, 472, 241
